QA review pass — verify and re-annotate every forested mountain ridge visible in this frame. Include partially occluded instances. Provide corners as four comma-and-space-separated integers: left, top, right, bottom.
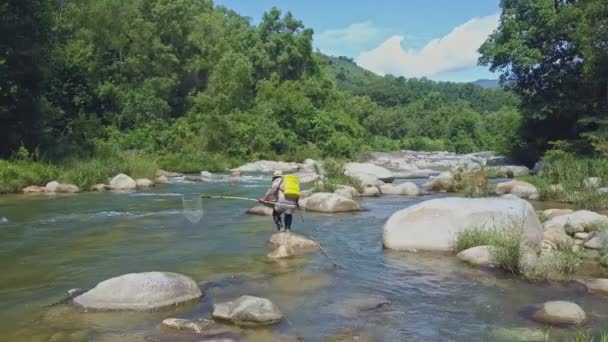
1, 0, 522, 169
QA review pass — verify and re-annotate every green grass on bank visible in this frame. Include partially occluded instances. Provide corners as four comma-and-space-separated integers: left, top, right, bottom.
454, 222, 583, 278
520, 156, 608, 210
0, 160, 59, 193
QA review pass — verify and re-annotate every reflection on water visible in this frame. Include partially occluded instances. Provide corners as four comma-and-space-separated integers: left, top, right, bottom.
0, 177, 607, 341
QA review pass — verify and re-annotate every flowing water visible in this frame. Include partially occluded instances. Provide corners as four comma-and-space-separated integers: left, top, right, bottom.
0, 176, 607, 341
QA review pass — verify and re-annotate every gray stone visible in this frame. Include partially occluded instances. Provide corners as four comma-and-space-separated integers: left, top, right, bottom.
46, 181, 80, 193
22, 185, 47, 193
161, 318, 234, 337
135, 178, 154, 188
361, 186, 381, 197
334, 185, 361, 199
299, 193, 361, 213
73, 272, 202, 310
495, 180, 539, 200
383, 197, 543, 252
155, 175, 169, 184
212, 295, 283, 326
109, 174, 137, 190
268, 232, 317, 253
542, 209, 574, 220
200, 171, 214, 178
344, 162, 392, 187
246, 206, 273, 216
584, 177, 602, 188
574, 232, 590, 240
91, 184, 110, 191
423, 172, 454, 192
184, 175, 203, 182
456, 246, 496, 267
267, 245, 294, 260
156, 170, 183, 177
533, 301, 586, 325
578, 278, 608, 295
379, 182, 419, 196
584, 233, 607, 250
543, 210, 608, 234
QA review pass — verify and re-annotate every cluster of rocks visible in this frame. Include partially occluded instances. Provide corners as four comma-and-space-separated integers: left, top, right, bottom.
231, 159, 322, 184
366, 150, 519, 174
23, 181, 80, 194
540, 209, 608, 252
68, 271, 286, 340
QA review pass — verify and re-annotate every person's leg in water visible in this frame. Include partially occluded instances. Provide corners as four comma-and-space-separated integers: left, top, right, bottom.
284, 214, 293, 231
272, 209, 283, 231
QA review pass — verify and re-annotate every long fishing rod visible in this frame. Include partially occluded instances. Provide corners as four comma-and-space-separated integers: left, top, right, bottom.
200, 195, 297, 208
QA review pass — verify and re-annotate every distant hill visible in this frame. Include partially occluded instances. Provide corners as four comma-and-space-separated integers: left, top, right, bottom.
470, 79, 500, 89
318, 54, 518, 110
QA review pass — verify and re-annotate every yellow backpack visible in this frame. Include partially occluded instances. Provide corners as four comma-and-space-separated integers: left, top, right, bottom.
282, 175, 301, 198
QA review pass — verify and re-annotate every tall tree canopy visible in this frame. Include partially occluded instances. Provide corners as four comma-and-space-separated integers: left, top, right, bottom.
479, 0, 608, 162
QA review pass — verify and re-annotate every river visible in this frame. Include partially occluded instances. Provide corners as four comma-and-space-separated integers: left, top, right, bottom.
0, 175, 606, 341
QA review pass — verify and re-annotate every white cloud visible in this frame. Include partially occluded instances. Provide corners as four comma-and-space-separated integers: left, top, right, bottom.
315, 21, 389, 57
356, 14, 499, 78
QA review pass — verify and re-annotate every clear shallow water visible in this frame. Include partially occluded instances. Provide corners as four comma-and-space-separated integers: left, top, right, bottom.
0, 178, 607, 341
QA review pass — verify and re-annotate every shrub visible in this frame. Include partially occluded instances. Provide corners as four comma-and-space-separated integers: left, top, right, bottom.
321, 159, 364, 193
454, 171, 491, 198
453, 226, 499, 253
0, 160, 59, 193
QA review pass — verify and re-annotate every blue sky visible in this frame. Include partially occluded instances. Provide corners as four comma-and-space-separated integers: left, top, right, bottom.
214, 0, 501, 82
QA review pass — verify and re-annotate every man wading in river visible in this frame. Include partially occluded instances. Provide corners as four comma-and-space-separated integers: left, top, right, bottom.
259, 171, 300, 232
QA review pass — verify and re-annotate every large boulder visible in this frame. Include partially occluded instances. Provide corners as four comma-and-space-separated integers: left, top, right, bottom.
246, 206, 273, 216
456, 246, 496, 267
136, 178, 154, 188
344, 162, 393, 186
423, 172, 455, 192
294, 172, 322, 184
380, 182, 420, 196
155, 175, 169, 184
532, 301, 586, 326
232, 161, 300, 173
382, 197, 543, 252
543, 210, 608, 234
299, 193, 361, 213
584, 231, 608, 250
109, 174, 137, 190
200, 171, 214, 179
268, 232, 317, 253
495, 180, 540, 200
212, 295, 283, 326
73, 272, 202, 310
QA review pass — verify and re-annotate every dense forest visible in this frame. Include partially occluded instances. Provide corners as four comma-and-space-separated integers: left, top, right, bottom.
1, 0, 520, 168
1, 0, 606, 174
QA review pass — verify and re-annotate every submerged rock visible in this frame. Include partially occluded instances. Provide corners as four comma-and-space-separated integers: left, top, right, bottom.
73, 272, 202, 310
184, 175, 202, 182
456, 246, 496, 267
161, 318, 234, 337
299, 193, 361, 213
495, 180, 539, 200
379, 182, 420, 196
532, 301, 586, 326
135, 178, 154, 188
212, 295, 283, 326
155, 175, 169, 184
383, 197, 543, 252
423, 172, 455, 192
489, 327, 547, 342
543, 210, 608, 234
246, 206, 273, 216
267, 245, 295, 260
268, 232, 317, 253
109, 174, 137, 190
